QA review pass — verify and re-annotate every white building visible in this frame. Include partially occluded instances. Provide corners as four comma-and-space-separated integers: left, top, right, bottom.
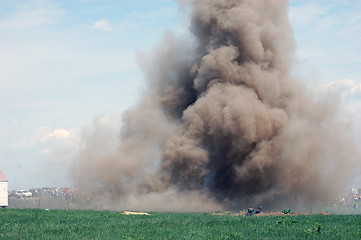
0, 169, 8, 208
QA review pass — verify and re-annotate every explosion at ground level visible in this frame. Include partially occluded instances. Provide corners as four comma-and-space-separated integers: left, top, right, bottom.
7, 186, 361, 214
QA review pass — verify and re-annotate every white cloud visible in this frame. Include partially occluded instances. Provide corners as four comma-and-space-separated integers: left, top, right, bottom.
92, 19, 112, 31
37, 126, 77, 143
50, 129, 72, 140
324, 79, 361, 98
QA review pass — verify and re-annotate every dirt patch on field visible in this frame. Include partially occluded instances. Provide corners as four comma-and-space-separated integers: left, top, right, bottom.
318, 212, 330, 215
122, 211, 150, 215
256, 212, 308, 216
211, 211, 308, 216
211, 211, 235, 216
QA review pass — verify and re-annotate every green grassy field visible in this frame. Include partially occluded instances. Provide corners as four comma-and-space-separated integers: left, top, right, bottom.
1, 209, 361, 239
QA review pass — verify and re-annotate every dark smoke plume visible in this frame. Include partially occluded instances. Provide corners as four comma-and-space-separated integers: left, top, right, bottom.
72, 0, 358, 211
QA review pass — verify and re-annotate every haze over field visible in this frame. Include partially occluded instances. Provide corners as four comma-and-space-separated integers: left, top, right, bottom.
1, 1, 361, 211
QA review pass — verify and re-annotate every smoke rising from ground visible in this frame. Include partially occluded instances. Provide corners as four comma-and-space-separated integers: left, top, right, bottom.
72, 0, 359, 211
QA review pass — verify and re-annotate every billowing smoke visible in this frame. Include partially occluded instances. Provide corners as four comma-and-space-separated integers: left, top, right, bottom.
71, 0, 358, 211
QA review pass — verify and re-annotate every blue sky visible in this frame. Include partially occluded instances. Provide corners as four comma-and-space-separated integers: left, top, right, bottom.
0, 0, 360, 190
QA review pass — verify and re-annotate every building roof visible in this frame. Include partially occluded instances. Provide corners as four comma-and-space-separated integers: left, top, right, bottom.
0, 169, 8, 182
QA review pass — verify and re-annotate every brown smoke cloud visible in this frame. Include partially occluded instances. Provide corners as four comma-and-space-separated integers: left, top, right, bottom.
71, 0, 359, 211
